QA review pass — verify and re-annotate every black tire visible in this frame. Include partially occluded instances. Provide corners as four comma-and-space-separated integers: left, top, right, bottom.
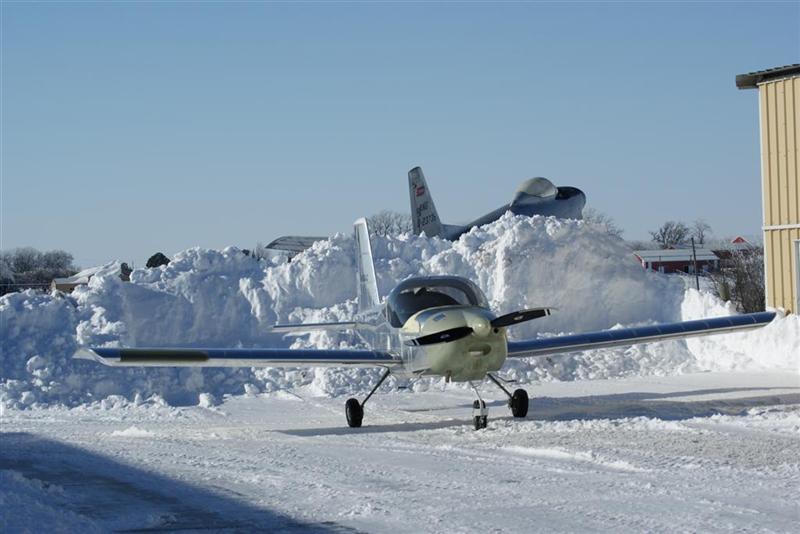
473, 400, 488, 430
473, 415, 487, 430
345, 398, 363, 428
510, 389, 529, 418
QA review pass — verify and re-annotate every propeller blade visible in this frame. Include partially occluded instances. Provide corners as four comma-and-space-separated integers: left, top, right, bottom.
491, 307, 552, 328
404, 326, 474, 346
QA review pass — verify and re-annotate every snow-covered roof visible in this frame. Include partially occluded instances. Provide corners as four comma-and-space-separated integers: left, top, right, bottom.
52, 261, 123, 285
633, 249, 719, 262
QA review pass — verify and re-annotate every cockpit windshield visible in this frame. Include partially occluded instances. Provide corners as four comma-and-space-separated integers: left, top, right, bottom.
385, 276, 489, 327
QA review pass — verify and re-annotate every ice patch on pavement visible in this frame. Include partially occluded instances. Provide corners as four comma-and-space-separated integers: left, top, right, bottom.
503, 445, 646, 472
108, 426, 156, 438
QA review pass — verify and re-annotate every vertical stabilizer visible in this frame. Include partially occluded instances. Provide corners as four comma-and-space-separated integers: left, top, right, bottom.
354, 218, 380, 313
408, 167, 444, 237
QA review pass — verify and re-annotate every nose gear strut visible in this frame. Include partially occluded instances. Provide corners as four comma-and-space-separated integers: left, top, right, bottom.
469, 381, 488, 430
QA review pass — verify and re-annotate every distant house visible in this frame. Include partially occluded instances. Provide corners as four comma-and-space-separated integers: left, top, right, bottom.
51, 268, 99, 293
711, 236, 758, 262
633, 249, 720, 274
51, 262, 132, 293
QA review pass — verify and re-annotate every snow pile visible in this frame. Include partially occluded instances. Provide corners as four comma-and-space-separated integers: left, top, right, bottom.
0, 470, 99, 532
681, 290, 799, 371
1, 214, 797, 409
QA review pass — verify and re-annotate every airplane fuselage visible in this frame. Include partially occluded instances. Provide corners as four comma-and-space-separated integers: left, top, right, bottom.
398, 305, 508, 381
440, 186, 587, 241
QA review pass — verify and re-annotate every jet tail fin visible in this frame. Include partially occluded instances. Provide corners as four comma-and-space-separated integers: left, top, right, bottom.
354, 218, 380, 313
408, 167, 444, 237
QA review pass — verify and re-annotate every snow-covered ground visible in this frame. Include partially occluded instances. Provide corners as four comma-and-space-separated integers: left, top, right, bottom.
2, 371, 798, 533
2, 215, 798, 531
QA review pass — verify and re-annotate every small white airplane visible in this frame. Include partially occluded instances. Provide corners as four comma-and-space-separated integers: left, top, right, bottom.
76, 219, 775, 430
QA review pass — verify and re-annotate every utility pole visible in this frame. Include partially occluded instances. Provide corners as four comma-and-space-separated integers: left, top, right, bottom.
691, 237, 700, 291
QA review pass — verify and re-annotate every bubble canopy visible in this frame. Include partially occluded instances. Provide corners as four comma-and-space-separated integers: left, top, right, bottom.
515, 177, 558, 198
385, 276, 489, 327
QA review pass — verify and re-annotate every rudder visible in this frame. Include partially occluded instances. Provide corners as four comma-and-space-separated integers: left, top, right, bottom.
408, 167, 444, 237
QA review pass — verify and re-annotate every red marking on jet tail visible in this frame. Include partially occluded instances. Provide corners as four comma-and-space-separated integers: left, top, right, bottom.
416, 186, 426, 197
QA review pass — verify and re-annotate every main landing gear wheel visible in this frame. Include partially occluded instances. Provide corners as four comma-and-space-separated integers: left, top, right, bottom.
509, 388, 529, 418
473, 400, 488, 430
343, 368, 391, 429
345, 398, 363, 428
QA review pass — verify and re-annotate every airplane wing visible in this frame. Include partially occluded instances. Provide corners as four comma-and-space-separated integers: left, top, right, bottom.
74, 347, 400, 368
506, 311, 775, 359
272, 321, 376, 333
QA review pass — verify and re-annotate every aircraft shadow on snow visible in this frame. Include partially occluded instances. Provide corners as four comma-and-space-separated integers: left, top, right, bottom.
280, 386, 800, 437
0, 432, 362, 533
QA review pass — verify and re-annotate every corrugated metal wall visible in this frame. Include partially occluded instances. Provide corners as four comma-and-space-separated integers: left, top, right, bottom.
759, 76, 799, 313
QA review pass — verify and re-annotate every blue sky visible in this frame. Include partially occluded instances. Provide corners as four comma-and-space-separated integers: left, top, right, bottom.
2, 2, 798, 268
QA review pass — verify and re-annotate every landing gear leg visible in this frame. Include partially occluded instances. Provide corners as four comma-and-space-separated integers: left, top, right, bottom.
469, 381, 488, 430
345, 368, 391, 428
487, 373, 529, 418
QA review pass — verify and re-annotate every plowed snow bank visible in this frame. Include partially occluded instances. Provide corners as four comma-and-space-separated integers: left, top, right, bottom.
2, 215, 796, 409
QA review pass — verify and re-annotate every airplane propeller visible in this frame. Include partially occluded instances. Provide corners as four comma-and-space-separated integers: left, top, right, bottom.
405, 308, 554, 346
491, 307, 552, 328
404, 326, 474, 346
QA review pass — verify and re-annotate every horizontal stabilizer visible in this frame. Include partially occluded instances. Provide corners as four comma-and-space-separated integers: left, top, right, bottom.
507, 311, 776, 358
265, 236, 326, 256
75, 347, 400, 368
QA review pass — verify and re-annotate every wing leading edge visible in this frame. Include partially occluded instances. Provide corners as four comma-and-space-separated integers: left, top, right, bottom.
507, 311, 776, 359
271, 321, 374, 333
75, 347, 400, 368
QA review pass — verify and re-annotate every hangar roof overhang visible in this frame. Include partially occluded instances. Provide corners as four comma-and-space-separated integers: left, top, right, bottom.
736, 64, 800, 90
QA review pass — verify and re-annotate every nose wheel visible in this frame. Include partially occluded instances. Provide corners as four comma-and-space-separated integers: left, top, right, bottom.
469, 381, 489, 430
472, 399, 488, 430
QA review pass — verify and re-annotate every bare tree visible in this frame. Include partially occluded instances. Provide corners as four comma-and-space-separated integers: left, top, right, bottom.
583, 207, 624, 239
649, 221, 690, 249
8, 247, 39, 273
0, 247, 77, 294
709, 248, 765, 313
367, 210, 413, 237
691, 219, 712, 246
0, 255, 14, 286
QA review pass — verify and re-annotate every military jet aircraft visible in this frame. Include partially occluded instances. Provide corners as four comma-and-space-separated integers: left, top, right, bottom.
264, 166, 586, 258
408, 166, 586, 239
76, 219, 775, 430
